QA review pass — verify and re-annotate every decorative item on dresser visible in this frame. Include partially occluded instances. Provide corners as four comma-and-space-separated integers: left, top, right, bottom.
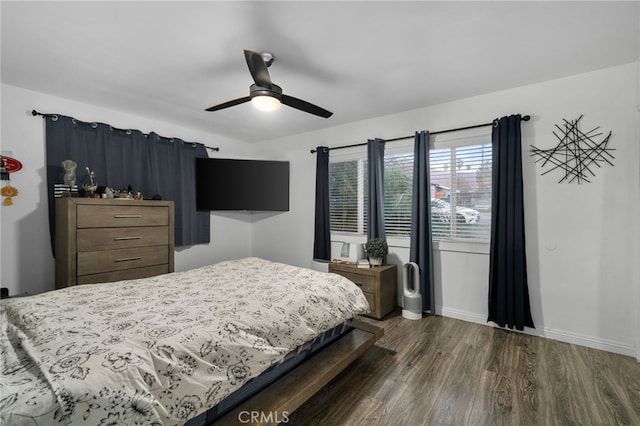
329, 262, 397, 319
55, 198, 174, 288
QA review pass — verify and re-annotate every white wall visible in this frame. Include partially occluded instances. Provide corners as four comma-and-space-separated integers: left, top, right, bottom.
253, 63, 640, 358
635, 33, 640, 361
0, 83, 255, 296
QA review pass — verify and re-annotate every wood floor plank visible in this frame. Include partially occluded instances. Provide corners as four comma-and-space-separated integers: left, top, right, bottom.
577, 345, 633, 424
286, 312, 640, 426
618, 359, 640, 418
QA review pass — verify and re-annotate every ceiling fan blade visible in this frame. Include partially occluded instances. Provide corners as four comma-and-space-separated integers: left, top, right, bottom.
281, 94, 333, 118
205, 96, 251, 112
244, 49, 272, 88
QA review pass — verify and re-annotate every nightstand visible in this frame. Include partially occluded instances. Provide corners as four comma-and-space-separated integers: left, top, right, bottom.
329, 263, 397, 319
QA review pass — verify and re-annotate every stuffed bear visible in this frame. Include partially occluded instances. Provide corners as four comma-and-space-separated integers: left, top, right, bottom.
61, 159, 77, 186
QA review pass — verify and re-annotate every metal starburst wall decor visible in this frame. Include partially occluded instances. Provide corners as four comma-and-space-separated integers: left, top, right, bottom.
530, 115, 614, 184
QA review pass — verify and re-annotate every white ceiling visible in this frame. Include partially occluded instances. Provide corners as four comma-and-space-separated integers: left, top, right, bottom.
2, 1, 638, 143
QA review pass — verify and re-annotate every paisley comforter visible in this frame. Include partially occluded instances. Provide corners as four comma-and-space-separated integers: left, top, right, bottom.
0, 257, 370, 425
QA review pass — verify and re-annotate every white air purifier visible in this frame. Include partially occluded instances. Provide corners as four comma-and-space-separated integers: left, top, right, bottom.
402, 262, 422, 320
310, 259, 330, 272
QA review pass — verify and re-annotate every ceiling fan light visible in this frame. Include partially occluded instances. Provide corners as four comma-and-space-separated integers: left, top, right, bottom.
251, 95, 281, 112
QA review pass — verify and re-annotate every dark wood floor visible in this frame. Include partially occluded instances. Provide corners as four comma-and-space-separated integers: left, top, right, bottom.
289, 311, 640, 425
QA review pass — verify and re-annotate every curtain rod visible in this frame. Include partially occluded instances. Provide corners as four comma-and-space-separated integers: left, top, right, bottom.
31, 110, 220, 152
310, 114, 531, 154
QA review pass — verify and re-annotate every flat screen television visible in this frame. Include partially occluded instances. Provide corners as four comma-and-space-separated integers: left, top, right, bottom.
196, 158, 290, 211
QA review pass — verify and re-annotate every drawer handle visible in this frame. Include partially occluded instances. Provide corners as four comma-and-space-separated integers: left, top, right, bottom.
114, 214, 142, 219
114, 257, 142, 262
114, 236, 142, 241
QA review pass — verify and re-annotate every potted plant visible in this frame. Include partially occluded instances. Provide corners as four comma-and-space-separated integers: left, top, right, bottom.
365, 237, 388, 266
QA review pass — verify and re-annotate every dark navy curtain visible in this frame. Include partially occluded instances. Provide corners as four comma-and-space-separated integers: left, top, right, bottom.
313, 146, 331, 261
410, 131, 435, 313
146, 133, 210, 247
45, 114, 210, 250
367, 138, 385, 240
488, 114, 534, 330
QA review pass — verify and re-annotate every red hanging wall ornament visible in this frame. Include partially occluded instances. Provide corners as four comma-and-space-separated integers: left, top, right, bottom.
1, 155, 22, 206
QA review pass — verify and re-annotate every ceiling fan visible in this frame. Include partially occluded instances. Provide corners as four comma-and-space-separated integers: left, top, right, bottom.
205, 49, 333, 118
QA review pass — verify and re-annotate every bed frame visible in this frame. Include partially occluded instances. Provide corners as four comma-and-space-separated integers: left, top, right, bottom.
212, 319, 383, 425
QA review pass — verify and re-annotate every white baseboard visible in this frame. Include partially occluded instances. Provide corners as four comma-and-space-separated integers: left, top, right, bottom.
440, 307, 636, 358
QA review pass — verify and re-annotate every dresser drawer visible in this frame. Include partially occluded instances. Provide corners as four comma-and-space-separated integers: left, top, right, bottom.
77, 246, 169, 276
335, 271, 375, 293
77, 227, 168, 251
77, 205, 170, 228
56, 198, 174, 289
77, 264, 170, 285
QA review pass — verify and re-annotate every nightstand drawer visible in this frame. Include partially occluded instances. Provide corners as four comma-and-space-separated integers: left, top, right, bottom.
337, 272, 375, 293
77, 246, 169, 276
329, 262, 397, 320
77, 227, 169, 251
77, 205, 169, 228
361, 291, 375, 313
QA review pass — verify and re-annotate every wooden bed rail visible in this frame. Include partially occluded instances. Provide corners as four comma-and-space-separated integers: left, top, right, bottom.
213, 319, 383, 425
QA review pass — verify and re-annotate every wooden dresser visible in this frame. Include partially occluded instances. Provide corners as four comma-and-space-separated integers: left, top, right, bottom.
55, 198, 175, 288
329, 263, 397, 319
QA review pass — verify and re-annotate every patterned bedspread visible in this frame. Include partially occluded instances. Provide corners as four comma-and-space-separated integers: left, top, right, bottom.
0, 257, 370, 425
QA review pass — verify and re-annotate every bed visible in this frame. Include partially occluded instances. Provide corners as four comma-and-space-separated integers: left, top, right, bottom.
0, 257, 381, 425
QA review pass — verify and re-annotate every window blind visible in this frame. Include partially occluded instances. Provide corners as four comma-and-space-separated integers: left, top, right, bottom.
430, 143, 492, 242
329, 160, 361, 233
328, 136, 492, 243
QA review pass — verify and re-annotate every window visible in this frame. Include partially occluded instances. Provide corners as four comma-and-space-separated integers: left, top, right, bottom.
329, 143, 414, 237
429, 142, 492, 242
380, 150, 414, 236
328, 131, 492, 243
329, 159, 362, 233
